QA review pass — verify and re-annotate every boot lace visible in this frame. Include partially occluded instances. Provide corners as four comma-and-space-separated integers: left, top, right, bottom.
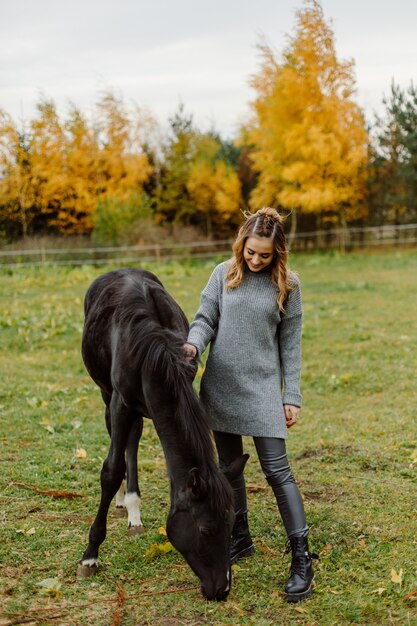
285, 540, 319, 578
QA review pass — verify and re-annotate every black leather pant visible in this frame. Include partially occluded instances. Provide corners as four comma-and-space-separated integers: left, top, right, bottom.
214, 431, 308, 538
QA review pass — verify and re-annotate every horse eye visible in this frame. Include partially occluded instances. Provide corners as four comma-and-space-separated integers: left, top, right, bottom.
199, 526, 215, 537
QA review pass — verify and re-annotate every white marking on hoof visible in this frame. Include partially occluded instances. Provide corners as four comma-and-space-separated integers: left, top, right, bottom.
128, 524, 145, 536
81, 558, 98, 567
124, 492, 143, 533
115, 481, 126, 508
77, 559, 99, 579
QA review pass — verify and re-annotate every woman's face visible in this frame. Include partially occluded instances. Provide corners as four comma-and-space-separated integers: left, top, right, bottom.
243, 236, 274, 272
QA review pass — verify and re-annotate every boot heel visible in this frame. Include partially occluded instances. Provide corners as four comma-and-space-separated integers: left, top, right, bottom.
230, 543, 255, 565
284, 576, 315, 602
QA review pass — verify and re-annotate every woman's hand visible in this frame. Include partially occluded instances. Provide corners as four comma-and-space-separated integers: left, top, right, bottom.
182, 342, 197, 362
284, 404, 300, 428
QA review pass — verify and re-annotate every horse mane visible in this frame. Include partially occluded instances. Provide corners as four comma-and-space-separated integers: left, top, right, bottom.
114, 280, 233, 517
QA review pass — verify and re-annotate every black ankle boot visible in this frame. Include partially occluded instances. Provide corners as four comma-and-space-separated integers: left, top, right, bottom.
284, 534, 318, 602
230, 511, 255, 565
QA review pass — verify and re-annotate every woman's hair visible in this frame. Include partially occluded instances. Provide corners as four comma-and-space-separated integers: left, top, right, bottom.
226, 207, 294, 312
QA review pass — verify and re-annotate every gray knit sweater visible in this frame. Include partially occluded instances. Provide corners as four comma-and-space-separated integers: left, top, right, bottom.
187, 261, 303, 438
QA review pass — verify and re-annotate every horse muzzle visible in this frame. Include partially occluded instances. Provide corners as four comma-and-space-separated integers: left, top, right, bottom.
201, 567, 231, 601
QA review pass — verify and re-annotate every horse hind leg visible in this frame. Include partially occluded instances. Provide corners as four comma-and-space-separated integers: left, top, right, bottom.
106, 417, 144, 534
115, 479, 127, 517
125, 417, 145, 536
77, 393, 134, 578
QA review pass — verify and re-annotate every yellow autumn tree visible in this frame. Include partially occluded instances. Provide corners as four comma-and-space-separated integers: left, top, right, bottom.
63, 105, 100, 233
0, 110, 35, 236
246, 0, 369, 236
213, 161, 242, 227
1, 92, 157, 238
92, 92, 157, 242
95, 91, 153, 203
29, 98, 70, 231
186, 134, 242, 236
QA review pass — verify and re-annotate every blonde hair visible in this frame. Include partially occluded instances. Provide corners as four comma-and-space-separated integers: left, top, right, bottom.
226, 207, 294, 312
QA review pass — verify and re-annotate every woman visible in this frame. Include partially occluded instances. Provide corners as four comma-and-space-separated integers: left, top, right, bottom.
183, 207, 317, 602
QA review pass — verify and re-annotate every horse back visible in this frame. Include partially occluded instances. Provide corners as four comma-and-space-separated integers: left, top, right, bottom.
82, 268, 189, 397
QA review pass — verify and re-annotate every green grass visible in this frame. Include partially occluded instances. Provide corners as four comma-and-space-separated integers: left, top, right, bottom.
0, 250, 416, 625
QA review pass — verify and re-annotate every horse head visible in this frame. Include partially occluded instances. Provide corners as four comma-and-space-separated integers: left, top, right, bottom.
166, 454, 249, 601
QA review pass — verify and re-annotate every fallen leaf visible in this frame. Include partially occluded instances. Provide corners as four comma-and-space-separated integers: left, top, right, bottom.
358, 538, 366, 548
294, 606, 308, 613
37, 577, 62, 598
15, 527, 36, 535
75, 448, 87, 459
144, 541, 175, 560
158, 526, 167, 536
372, 588, 387, 595
391, 568, 403, 587
40, 417, 55, 433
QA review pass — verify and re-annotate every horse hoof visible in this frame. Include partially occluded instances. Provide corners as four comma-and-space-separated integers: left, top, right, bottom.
77, 563, 99, 579
115, 506, 127, 518
128, 524, 145, 537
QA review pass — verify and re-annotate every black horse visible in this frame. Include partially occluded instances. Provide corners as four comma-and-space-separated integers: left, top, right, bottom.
77, 268, 247, 601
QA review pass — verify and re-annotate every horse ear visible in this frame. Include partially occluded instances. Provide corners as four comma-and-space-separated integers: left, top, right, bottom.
222, 454, 249, 482
187, 467, 207, 499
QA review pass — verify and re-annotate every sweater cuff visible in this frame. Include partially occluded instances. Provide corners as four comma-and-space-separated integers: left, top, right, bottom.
282, 390, 302, 407
186, 330, 207, 357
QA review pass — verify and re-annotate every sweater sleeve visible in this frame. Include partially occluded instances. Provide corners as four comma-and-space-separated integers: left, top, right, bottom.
278, 275, 303, 407
187, 264, 223, 356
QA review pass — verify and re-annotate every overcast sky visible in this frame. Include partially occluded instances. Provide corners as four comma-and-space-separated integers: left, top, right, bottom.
1, 0, 416, 138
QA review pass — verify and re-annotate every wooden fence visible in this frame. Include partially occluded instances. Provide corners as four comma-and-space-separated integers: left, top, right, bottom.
1, 224, 416, 268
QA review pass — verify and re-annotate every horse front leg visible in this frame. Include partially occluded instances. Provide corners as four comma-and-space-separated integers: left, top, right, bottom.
101, 390, 128, 518
125, 417, 145, 536
77, 393, 132, 578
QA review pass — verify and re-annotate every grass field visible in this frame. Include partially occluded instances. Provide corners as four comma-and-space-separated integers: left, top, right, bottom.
0, 250, 416, 626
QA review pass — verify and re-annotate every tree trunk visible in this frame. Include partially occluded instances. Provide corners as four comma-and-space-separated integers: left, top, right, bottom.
19, 196, 28, 238
287, 210, 297, 249
339, 210, 348, 254
315, 214, 326, 249
206, 211, 212, 239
